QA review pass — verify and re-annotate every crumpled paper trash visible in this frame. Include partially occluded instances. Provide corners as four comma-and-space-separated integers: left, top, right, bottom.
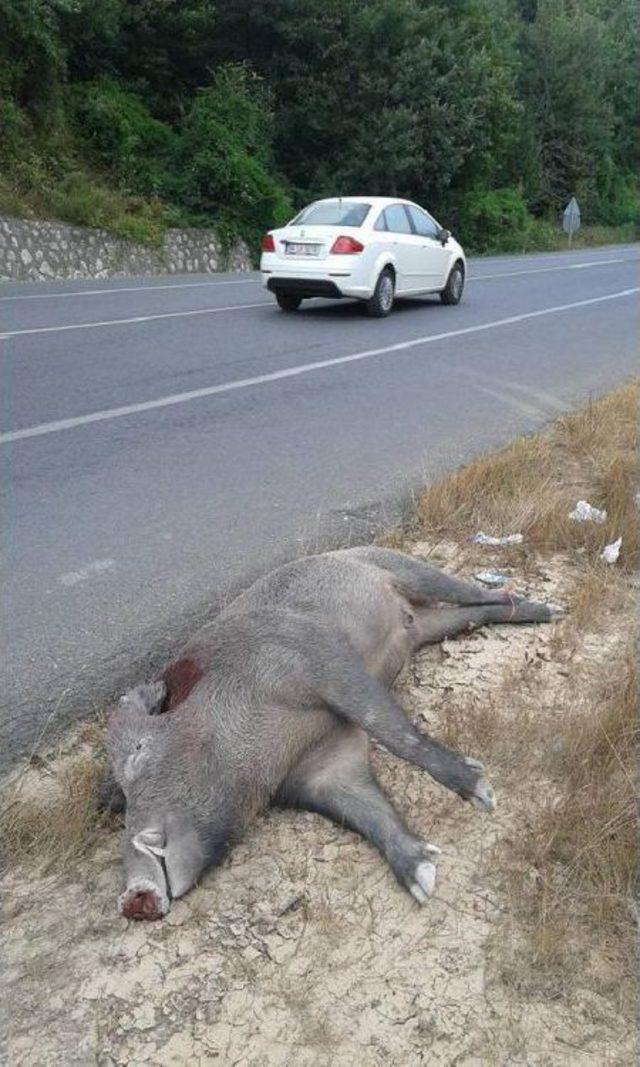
600, 537, 622, 564
569, 500, 607, 524
471, 532, 523, 546
474, 570, 510, 587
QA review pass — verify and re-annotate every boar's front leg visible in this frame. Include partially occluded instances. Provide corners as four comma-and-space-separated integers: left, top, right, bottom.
308, 644, 495, 810
277, 725, 441, 903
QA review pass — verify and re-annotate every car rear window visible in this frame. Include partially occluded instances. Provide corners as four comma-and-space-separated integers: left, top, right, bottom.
293, 201, 371, 227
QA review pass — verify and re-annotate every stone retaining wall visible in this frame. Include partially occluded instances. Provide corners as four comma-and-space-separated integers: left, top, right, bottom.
0, 215, 253, 282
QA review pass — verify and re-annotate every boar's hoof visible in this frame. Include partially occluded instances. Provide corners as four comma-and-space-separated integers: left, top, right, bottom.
119, 879, 170, 921
409, 859, 438, 903
470, 777, 497, 812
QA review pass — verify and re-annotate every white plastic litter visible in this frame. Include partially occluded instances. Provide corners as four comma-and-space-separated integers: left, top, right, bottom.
600, 537, 622, 564
568, 500, 607, 524
475, 570, 510, 587
471, 532, 523, 546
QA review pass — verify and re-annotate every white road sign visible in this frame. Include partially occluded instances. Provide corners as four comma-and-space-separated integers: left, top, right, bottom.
563, 197, 581, 236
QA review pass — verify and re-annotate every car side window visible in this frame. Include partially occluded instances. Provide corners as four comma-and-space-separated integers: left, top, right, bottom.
384, 204, 413, 234
374, 211, 388, 231
407, 206, 439, 239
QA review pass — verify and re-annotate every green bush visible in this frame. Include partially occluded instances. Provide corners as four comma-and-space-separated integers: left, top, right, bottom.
449, 185, 637, 255
70, 78, 175, 197
171, 65, 292, 245
454, 187, 533, 253
0, 96, 77, 212
592, 172, 639, 227
0, 95, 25, 163
47, 171, 164, 244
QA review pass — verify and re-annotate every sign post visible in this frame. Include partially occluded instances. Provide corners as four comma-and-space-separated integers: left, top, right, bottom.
563, 197, 581, 247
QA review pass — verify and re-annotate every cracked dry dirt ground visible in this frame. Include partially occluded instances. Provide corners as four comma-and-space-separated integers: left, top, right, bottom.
1, 546, 636, 1066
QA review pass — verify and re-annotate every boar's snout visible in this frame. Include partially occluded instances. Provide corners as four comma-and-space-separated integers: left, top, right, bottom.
118, 826, 171, 921
119, 880, 170, 921
119, 810, 210, 920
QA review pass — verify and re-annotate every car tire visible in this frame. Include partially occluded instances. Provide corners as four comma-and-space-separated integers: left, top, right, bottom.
440, 261, 465, 305
364, 267, 395, 318
276, 292, 302, 312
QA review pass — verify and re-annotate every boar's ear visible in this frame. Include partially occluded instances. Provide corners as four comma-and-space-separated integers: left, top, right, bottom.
118, 680, 167, 716
107, 704, 160, 786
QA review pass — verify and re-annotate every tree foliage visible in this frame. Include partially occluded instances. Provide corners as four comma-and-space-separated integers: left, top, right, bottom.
70, 78, 176, 196
1, 0, 637, 248
169, 65, 293, 238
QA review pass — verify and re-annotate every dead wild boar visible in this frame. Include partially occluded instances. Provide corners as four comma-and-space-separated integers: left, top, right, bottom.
105, 546, 562, 920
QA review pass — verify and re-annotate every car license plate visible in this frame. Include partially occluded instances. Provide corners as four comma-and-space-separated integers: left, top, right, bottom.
285, 242, 320, 256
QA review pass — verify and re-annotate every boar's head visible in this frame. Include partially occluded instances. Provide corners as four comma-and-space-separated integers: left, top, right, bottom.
107, 683, 230, 920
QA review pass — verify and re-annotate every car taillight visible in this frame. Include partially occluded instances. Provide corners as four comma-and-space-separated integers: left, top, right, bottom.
330, 235, 364, 254
261, 233, 276, 252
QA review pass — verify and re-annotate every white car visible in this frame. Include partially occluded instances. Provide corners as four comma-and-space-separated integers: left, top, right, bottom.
260, 196, 466, 317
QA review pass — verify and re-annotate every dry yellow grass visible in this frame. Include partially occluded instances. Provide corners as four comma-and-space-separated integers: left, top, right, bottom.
531, 646, 637, 918
566, 561, 631, 630
0, 725, 110, 875
413, 381, 639, 568
438, 633, 638, 1007
494, 643, 639, 1006
408, 379, 640, 1004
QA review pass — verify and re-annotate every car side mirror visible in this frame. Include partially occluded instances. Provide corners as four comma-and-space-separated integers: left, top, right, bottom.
439, 229, 451, 246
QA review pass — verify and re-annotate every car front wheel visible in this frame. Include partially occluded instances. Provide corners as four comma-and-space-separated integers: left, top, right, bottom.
365, 268, 395, 318
440, 262, 465, 305
276, 292, 302, 312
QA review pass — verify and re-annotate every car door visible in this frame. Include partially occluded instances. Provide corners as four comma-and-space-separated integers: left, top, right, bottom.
405, 205, 450, 290
375, 204, 414, 292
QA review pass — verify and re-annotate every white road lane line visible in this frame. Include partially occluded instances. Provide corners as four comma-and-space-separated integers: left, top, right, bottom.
0, 277, 260, 301
59, 559, 116, 586
0, 301, 270, 338
469, 256, 637, 282
569, 258, 634, 268
2, 287, 637, 446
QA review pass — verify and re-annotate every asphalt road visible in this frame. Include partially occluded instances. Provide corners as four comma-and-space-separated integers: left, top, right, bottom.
1, 245, 639, 767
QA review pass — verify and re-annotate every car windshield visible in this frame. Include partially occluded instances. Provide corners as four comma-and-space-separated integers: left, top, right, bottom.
293, 201, 371, 227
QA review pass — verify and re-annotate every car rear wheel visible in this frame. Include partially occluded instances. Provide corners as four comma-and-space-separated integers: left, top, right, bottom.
440, 262, 465, 305
276, 292, 302, 312
365, 268, 395, 318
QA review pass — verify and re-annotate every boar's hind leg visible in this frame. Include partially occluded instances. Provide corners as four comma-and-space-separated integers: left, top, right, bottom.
412, 598, 557, 647
277, 727, 440, 903
312, 646, 495, 810
355, 548, 564, 628
346, 546, 515, 606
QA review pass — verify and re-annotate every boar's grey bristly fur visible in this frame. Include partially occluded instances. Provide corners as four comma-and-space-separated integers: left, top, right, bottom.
107, 547, 562, 919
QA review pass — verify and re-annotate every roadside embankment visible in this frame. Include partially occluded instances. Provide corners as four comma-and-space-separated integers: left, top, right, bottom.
1, 382, 637, 1065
